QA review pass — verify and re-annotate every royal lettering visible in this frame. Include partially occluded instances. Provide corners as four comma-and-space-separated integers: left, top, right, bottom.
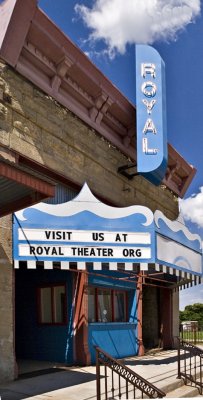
141, 61, 158, 156
141, 63, 156, 78
142, 99, 156, 115
143, 119, 157, 135
30, 246, 64, 256
142, 138, 158, 155
141, 81, 157, 97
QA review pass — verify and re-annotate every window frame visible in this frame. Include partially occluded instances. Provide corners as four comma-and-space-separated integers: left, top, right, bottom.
37, 283, 67, 326
97, 287, 113, 323
88, 286, 128, 323
113, 289, 128, 323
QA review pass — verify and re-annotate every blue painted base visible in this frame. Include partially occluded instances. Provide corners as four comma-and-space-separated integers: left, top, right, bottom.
88, 323, 138, 363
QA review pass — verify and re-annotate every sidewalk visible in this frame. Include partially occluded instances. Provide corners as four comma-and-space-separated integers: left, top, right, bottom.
0, 349, 201, 399
0, 365, 98, 400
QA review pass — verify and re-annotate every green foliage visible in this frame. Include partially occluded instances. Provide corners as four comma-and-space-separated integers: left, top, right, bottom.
180, 303, 203, 325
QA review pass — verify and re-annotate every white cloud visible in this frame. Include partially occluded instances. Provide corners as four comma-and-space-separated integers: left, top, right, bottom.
179, 187, 203, 228
75, 0, 201, 58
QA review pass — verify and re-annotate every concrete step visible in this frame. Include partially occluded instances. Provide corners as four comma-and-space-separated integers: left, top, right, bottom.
100, 375, 200, 399
157, 370, 202, 397
107, 384, 202, 399
126, 350, 203, 398
156, 374, 203, 398
166, 384, 202, 397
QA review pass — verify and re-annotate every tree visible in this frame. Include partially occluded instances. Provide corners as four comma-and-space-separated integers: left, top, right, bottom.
180, 303, 203, 325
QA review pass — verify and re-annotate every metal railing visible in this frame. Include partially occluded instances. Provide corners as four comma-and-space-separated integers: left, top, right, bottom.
177, 337, 203, 395
180, 323, 203, 344
95, 346, 166, 399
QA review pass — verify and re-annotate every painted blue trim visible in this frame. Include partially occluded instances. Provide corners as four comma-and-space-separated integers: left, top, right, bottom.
16, 240, 152, 247
155, 221, 201, 253
88, 269, 136, 290
14, 210, 151, 230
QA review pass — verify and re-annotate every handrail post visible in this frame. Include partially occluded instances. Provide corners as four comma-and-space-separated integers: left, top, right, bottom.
177, 337, 181, 379
200, 355, 203, 395
96, 347, 101, 400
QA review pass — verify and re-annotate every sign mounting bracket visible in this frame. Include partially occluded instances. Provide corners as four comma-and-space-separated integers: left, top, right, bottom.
117, 163, 139, 180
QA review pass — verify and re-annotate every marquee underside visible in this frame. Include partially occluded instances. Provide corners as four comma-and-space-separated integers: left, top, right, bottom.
14, 260, 202, 291
0, 152, 55, 216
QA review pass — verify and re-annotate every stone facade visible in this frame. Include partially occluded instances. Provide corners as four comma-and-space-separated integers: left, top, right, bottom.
0, 215, 16, 382
0, 61, 179, 382
0, 61, 178, 217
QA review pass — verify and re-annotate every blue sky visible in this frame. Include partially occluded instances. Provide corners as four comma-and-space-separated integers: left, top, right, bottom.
38, 0, 202, 310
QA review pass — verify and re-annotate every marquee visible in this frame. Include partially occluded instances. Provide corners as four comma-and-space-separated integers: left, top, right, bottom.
13, 184, 202, 280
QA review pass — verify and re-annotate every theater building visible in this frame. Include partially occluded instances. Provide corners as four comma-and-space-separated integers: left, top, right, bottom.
0, 0, 202, 382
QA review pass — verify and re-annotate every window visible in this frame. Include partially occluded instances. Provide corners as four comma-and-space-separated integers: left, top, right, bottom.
88, 287, 127, 323
38, 284, 66, 324
98, 289, 112, 322
114, 291, 126, 322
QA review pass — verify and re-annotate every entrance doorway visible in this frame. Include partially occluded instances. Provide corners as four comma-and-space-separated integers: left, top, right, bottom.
142, 286, 161, 350
142, 285, 173, 351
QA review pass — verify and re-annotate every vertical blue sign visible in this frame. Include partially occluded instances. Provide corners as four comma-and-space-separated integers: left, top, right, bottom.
136, 45, 168, 185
